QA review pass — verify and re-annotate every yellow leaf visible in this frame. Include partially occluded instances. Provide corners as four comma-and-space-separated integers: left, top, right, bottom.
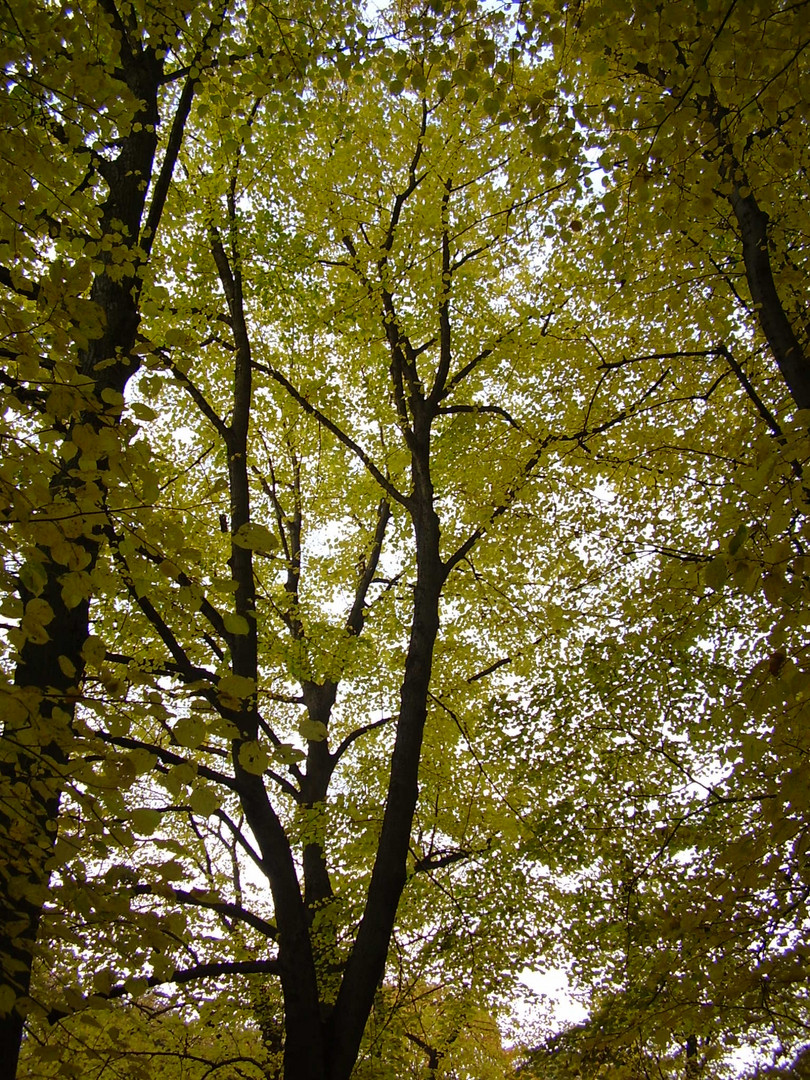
58, 656, 76, 678
299, 717, 328, 742
60, 571, 91, 609
131, 402, 158, 421
238, 740, 270, 775
218, 674, 256, 700
231, 521, 279, 553
224, 613, 250, 635
21, 598, 55, 644
173, 716, 206, 748
81, 636, 107, 668
24, 598, 54, 625
101, 387, 125, 408
189, 786, 220, 817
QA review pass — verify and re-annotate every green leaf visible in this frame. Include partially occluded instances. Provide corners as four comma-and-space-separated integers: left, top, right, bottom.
101, 387, 125, 408
0, 985, 16, 1017
173, 716, 206, 748
188, 786, 220, 817
274, 742, 306, 764
21, 598, 55, 643
231, 522, 279, 553
19, 560, 48, 597
218, 674, 256, 700
130, 809, 161, 836
727, 523, 749, 556
238, 741, 270, 775
299, 717, 328, 742
81, 636, 107, 667
763, 573, 786, 606
60, 571, 92, 610
223, 613, 250, 635
130, 402, 158, 421
703, 555, 728, 591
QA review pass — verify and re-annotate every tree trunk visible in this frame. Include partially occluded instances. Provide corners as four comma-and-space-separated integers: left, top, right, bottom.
0, 13, 204, 1068
727, 182, 810, 411
327, 486, 445, 1080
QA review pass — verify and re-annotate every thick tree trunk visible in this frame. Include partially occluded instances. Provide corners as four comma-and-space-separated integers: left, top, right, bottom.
326, 493, 445, 1080
0, 13, 204, 1067
727, 182, 810, 411
0, 578, 92, 1072
212, 217, 328, 1080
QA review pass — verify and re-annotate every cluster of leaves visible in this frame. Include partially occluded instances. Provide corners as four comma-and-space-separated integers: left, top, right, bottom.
2, 1, 810, 1078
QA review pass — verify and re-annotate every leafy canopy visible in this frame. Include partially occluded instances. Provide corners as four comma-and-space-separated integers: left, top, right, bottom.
1, 1, 810, 1079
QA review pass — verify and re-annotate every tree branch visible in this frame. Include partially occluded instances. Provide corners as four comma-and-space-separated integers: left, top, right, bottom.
428, 179, 453, 404
253, 360, 408, 507
437, 402, 524, 431
141, 7, 229, 260
718, 343, 782, 436
157, 346, 229, 439
131, 884, 277, 939
98, 732, 239, 792
346, 499, 391, 636
47, 959, 280, 1021
330, 715, 394, 766
728, 179, 810, 410
0, 264, 40, 300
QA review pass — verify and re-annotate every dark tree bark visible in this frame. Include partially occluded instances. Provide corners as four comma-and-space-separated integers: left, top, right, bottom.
211, 208, 328, 1080
0, 6, 209, 1071
326, 504, 445, 1080
727, 181, 810, 411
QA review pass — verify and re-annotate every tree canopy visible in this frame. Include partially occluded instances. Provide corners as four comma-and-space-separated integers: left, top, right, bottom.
1, 1, 809, 1078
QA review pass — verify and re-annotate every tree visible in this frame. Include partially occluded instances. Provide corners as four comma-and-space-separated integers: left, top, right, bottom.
30, 33, 610, 1077
0, 0, 357, 1073
20, 979, 269, 1080
4, 2, 810, 1079
561, 0, 810, 410
0, 3, 224, 1071
512, 3, 810, 1072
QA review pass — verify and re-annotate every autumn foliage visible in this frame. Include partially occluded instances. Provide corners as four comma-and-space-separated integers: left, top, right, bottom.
1, 2, 809, 1078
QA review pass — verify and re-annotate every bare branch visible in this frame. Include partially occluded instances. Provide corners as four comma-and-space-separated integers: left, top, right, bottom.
411, 843, 491, 874
467, 656, 512, 683
213, 808, 266, 875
